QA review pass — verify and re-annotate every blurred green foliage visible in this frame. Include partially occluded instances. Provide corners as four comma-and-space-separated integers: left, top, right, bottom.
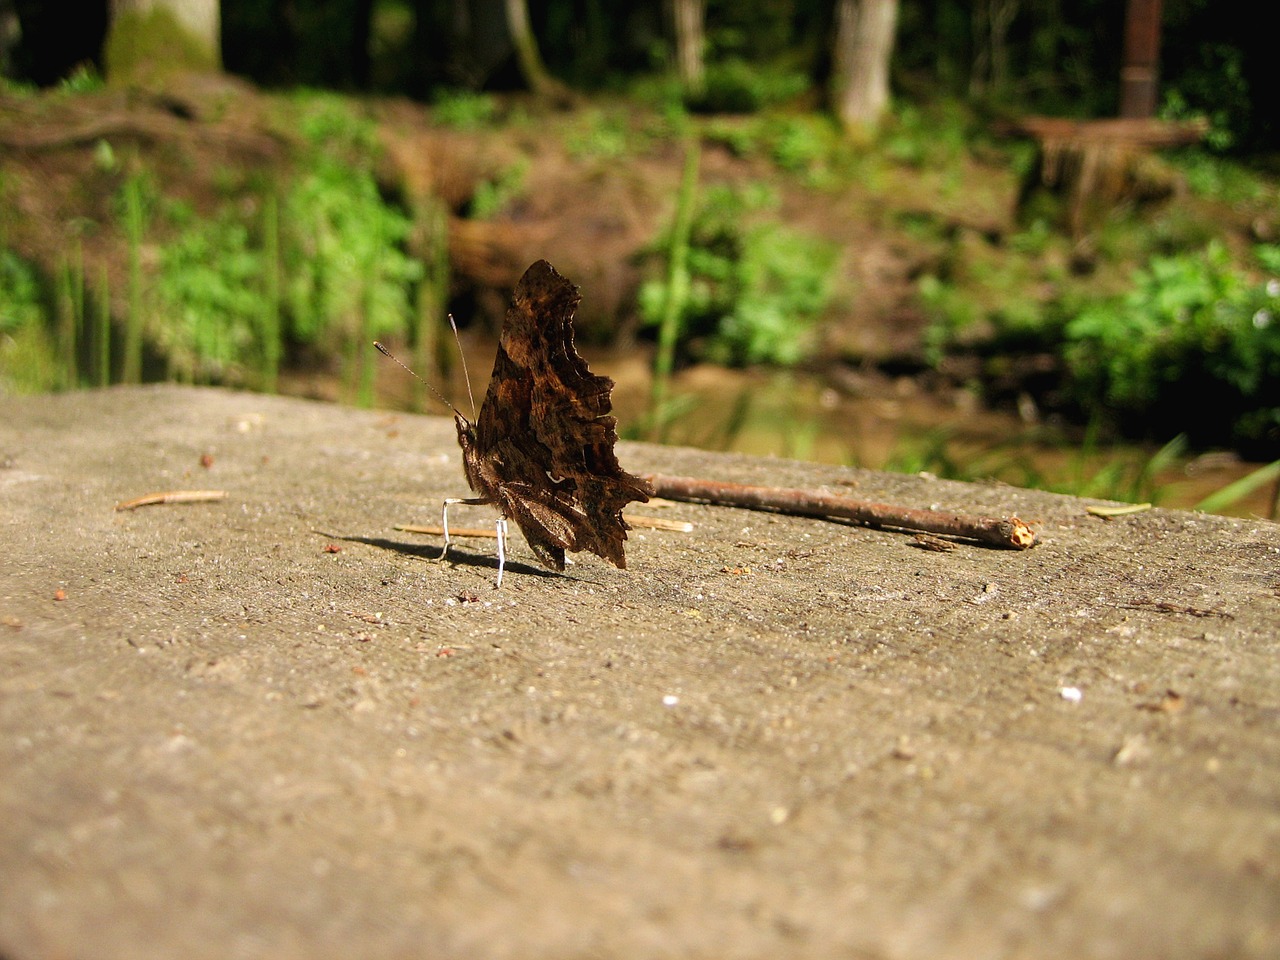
155, 204, 264, 383
685, 59, 808, 114
283, 158, 419, 350
0, 250, 60, 394
0, 249, 45, 336
640, 182, 835, 366
1065, 242, 1280, 452
468, 160, 530, 220
0, 95, 421, 398
430, 90, 500, 129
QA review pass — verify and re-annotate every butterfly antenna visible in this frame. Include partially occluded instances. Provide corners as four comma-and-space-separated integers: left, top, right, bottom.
449, 314, 479, 421
372, 341, 461, 418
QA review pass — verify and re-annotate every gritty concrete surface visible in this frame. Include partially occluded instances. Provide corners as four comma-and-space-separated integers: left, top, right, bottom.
1, 385, 1278, 960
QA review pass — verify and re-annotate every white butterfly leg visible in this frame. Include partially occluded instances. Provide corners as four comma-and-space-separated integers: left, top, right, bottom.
440, 498, 460, 562
494, 517, 508, 589
439, 497, 489, 563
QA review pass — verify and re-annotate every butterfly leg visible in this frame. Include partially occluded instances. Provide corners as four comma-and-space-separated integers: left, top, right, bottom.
439, 496, 490, 563
494, 516, 508, 589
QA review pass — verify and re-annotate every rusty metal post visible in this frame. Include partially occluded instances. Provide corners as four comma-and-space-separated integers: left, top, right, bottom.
1119, 0, 1163, 118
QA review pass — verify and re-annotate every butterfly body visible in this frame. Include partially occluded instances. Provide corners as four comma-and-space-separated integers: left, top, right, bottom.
451, 260, 652, 575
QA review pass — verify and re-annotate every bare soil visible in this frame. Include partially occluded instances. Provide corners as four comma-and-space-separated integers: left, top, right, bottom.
2, 386, 1278, 959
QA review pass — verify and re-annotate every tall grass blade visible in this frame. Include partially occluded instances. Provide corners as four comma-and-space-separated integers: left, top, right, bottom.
650, 136, 700, 441
1194, 459, 1280, 518
122, 174, 145, 384
413, 195, 450, 413
715, 385, 754, 451
56, 254, 77, 387
1133, 433, 1187, 502
96, 264, 111, 387
261, 190, 281, 393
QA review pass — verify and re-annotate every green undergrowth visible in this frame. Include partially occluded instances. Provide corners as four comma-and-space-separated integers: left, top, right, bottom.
915, 149, 1280, 457
1065, 241, 1280, 453
640, 180, 836, 367
1, 93, 423, 404
3, 79, 1278, 470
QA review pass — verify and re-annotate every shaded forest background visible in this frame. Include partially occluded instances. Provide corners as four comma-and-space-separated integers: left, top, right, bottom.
5, 0, 1275, 152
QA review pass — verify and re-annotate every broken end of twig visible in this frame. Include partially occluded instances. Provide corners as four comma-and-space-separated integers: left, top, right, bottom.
1001, 516, 1039, 549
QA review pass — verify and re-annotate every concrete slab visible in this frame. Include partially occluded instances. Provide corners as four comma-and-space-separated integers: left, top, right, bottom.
2, 385, 1277, 959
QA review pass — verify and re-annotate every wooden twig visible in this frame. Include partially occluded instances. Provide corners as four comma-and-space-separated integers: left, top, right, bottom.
645, 474, 1038, 549
114, 490, 227, 511
395, 513, 693, 539
397, 523, 494, 539
627, 514, 695, 533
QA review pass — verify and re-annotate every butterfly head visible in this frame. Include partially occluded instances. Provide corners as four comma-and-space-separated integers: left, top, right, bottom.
453, 412, 476, 451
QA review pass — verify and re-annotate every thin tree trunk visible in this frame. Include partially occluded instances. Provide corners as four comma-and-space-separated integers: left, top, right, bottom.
1119, 0, 1163, 118
830, 0, 899, 132
970, 0, 1019, 98
988, 0, 1018, 92
106, 0, 221, 79
671, 0, 706, 98
503, 0, 574, 104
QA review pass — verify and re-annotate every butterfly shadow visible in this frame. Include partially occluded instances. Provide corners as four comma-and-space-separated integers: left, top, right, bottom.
317, 531, 563, 583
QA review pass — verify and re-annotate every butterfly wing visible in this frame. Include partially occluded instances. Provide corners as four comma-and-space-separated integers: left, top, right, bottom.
471, 260, 652, 570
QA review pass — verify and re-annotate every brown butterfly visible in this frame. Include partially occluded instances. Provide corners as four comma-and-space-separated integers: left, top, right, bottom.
379, 260, 652, 587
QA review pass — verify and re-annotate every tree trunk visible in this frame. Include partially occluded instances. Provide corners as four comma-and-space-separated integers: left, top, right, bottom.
969, 0, 1020, 98
503, 0, 574, 104
1119, 0, 1162, 118
830, 0, 899, 133
671, 0, 705, 98
105, 0, 221, 84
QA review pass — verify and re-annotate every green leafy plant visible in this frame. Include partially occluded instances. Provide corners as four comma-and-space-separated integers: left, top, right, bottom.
640, 182, 835, 367
0, 249, 60, 394
0, 249, 46, 336
1159, 45, 1248, 153
292, 92, 381, 158
916, 216, 1081, 368
564, 109, 630, 160
90, 94, 420, 401
881, 102, 970, 169
711, 222, 835, 365
469, 159, 530, 220
685, 59, 807, 113
56, 64, 105, 95
284, 158, 420, 403
918, 273, 981, 364
119, 170, 153, 384
1170, 150, 1267, 205
284, 162, 419, 346
1065, 241, 1280, 453
701, 117, 762, 157
648, 138, 701, 438
431, 90, 499, 129
280, 95, 423, 402
154, 203, 264, 383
